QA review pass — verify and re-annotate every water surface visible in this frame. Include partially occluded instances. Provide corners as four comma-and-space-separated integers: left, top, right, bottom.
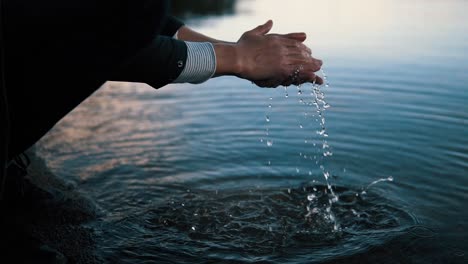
37, 0, 467, 263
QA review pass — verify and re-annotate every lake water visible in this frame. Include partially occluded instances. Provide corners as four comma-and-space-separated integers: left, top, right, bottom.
36, 0, 468, 263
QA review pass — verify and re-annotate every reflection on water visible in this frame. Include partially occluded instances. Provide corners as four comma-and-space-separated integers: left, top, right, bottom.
36, 0, 468, 263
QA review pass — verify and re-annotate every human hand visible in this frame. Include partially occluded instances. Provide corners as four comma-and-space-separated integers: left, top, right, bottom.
235, 20, 323, 88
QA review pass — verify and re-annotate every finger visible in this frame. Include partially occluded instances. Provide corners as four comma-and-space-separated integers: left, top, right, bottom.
279, 39, 315, 57
315, 76, 324, 85
284, 64, 324, 85
299, 72, 324, 85
285, 44, 312, 55
248, 20, 273, 36
281, 32, 307, 42
286, 56, 323, 72
281, 78, 295, 87
286, 51, 316, 61
277, 37, 304, 47
279, 71, 296, 87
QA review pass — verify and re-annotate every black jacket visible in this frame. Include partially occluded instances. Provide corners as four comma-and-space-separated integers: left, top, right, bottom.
2, 0, 187, 158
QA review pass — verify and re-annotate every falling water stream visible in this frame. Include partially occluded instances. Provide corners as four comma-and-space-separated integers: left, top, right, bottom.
264, 68, 397, 234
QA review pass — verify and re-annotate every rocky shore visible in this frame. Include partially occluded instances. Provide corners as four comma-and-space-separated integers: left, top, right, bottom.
0, 148, 100, 263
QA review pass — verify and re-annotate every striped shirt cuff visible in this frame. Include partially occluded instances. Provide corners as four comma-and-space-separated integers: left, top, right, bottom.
173, 42, 216, 84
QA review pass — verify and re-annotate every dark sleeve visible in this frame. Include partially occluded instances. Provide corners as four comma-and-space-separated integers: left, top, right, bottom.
160, 16, 185, 37
110, 16, 188, 88
4, 0, 180, 157
110, 36, 188, 89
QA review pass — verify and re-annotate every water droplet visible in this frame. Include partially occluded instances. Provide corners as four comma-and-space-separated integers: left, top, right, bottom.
299, 124, 303, 128
453, 249, 465, 257
388, 176, 394, 181
287, 188, 291, 194
308, 171, 312, 176
265, 115, 270, 122
268, 160, 271, 165
307, 194, 316, 201
268, 104, 272, 108
260, 138, 263, 143
268, 226, 272, 232
266, 140, 273, 147
296, 167, 300, 173
285, 93, 289, 98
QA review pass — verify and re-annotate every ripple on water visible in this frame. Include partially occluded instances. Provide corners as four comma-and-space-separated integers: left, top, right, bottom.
96, 185, 416, 263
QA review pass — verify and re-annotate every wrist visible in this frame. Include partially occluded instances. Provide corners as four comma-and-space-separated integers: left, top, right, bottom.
213, 43, 243, 77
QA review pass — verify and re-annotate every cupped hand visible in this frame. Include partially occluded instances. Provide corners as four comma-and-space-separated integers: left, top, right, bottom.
235, 20, 323, 88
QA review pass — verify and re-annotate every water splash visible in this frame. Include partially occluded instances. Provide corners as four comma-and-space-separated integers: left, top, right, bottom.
361, 176, 394, 195
115, 186, 415, 263
266, 140, 273, 147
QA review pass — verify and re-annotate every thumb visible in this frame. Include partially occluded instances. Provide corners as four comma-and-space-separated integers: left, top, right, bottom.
248, 20, 273, 35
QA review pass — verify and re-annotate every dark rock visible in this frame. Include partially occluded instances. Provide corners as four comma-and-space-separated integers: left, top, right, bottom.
0, 148, 101, 263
